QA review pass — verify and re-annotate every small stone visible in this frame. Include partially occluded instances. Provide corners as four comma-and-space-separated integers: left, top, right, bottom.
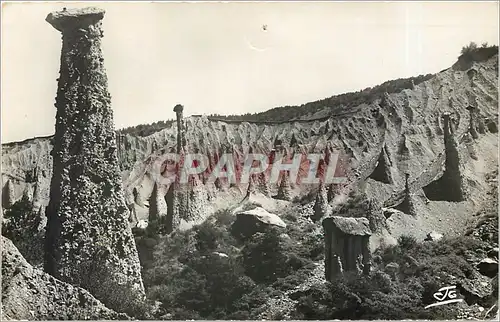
425, 231, 443, 241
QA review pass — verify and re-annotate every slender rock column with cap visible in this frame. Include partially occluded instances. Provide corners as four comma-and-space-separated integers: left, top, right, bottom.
44, 7, 145, 314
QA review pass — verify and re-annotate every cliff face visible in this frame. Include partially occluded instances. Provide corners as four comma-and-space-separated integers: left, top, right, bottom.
2, 54, 498, 249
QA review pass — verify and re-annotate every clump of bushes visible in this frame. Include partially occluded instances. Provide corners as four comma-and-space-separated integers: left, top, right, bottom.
117, 120, 175, 137
135, 184, 497, 320
293, 234, 492, 320
2, 194, 44, 266
459, 41, 499, 63
137, 208, 322, 319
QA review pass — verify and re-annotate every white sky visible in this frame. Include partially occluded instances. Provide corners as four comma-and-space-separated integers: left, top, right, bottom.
1, 1, 499, 143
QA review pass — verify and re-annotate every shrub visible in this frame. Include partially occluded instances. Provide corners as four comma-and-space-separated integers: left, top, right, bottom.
194, 221, 222, 252
2, 194, 44, 265
461, 41, 478, 56
398, 234, 417, 250
241, 228, 290, 284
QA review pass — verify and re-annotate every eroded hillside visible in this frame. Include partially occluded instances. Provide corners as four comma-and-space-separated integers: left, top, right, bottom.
3, 52, 498, 239
2, 42, 499, 320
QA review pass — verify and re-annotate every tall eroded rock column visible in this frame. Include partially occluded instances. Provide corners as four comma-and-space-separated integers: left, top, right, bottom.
174, 104, 185, 153
44, 7, 145, 314
164, 104, 185, 233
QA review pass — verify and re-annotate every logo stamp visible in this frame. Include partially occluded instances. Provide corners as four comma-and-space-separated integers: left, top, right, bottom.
424, 285, 463, 309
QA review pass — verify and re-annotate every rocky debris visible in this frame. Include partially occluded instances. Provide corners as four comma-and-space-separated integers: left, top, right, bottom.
425, 231, 444, 241
457, 271, 495, 305
322, 216, 372, 280
477, 258, 498, 278
455, 303, 493, 320
1, 236, 128, 320
231, 207, 286, 239
44, 7, 145, 315
382, 207, 401, 219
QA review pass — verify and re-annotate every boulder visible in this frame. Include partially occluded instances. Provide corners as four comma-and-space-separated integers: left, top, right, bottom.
1, 236, 128, 320
212, 252, 229, 258
231, 207, 286, 239
424, 231, 443, 241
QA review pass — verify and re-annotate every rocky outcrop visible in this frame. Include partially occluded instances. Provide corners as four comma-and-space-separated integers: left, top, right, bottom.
423, 113, 466, 202
148, 182, 169, 231
1, 236, 128, 320
231, 207, 286, 239
322, 216, 372, 281
43, 7, 145, 315
394, 173, 417, 216
368, 144, 394, 184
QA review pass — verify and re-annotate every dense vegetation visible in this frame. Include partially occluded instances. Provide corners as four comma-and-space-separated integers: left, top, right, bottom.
460, 42, 499, 59
293, 234, 498, 320
133, 195, 497, 320
135, 206, 324, 319
117, 120, 175, 137
2, 194, 45, 266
